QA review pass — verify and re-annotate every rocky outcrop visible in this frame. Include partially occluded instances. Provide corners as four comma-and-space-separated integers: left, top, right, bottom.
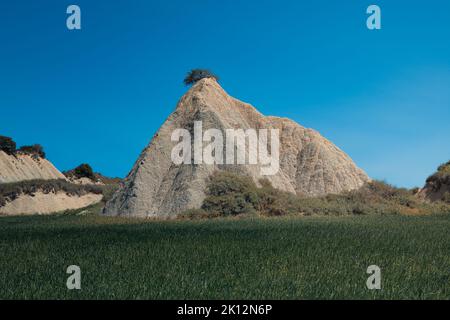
418, 161, 450, 202
104, 78, 369, 218
0, 151, 66, 183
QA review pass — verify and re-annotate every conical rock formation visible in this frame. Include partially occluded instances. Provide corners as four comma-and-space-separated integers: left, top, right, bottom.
104, 78, 369, 218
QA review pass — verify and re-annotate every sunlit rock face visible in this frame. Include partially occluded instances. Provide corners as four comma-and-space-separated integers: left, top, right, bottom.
104, 78, 369, 218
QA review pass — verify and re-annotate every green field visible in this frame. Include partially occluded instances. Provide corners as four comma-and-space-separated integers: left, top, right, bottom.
0, 210, 449, 299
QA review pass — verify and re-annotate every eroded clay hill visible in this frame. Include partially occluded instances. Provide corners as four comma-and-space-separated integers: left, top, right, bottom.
104, 78, 369, 218
0, 151, 66, 183
0, 151, 104, 215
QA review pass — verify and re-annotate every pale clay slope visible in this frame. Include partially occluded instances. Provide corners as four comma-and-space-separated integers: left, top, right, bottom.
0, 192, 102, 215
0, 151, 103, 215
0, 151, 67, 183
104, 78, 369, 218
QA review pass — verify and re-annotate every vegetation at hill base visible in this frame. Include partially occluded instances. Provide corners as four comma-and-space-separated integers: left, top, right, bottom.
181, 171, 450, 219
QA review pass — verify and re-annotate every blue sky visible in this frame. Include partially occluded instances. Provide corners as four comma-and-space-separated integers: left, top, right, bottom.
1, 0, 449, 188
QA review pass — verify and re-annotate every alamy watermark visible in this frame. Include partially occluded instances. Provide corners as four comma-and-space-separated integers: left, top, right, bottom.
171, 121, 280, 175
66, 5, 81, 30
66, 265, 81, 290
367, 5, 381, 30
366, 265, 381, 290
65, 4, 381, 31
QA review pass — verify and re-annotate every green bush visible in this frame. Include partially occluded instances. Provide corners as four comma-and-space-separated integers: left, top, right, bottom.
18, 144, 45, 158
0, 179, 103, 207
202, 194, 255, 216
0, 136, 16, 155
201, 172, 258, 215
0, 136, 49, 159
73, 164, 95, 180
184, 69, 218, 86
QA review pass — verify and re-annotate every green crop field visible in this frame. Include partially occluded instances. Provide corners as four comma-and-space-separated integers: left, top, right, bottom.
0, 210, 449, 299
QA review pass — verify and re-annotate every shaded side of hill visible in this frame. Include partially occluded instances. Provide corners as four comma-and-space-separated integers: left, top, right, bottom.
419, 161, 450, 203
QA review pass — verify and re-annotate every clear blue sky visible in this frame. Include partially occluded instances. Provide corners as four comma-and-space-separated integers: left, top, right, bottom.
1, 0, 449, 188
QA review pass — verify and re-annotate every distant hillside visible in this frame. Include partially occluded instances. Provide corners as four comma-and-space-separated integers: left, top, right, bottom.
418, 161, 450, 203
0, 179, 103, 215
0, 136, 119, 216
0, 150, 66, 183
0, 135, 65, 183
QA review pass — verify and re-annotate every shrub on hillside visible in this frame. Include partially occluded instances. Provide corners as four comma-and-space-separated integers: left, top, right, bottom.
201, 173, 297, 216
0, 136, 16, 155
190, 171, 450, 218
253, 178, 291, 215
184, 69, 218, 86
0, 136, 48, 159
201, 172, 258, 215
18, 144, 46, 159
73, 163, 95, 180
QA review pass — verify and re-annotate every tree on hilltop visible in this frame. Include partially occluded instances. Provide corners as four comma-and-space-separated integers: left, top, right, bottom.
183, 69, 219, 86
18, 144, 46, 158
0, 136, 16, 155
